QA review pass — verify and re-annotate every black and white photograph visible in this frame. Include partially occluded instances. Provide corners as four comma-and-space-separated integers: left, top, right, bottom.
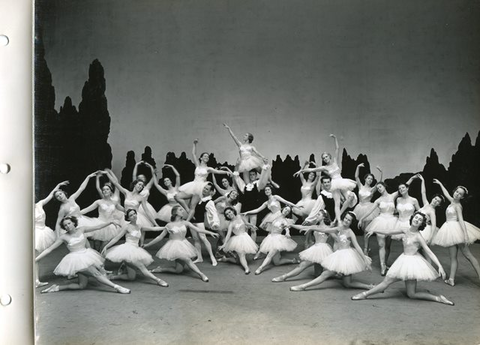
32, 1, 480, 344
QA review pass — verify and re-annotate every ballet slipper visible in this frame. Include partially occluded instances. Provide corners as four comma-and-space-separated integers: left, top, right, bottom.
41, 284, 60, 293
245, 269, 250, 275
113, 284, 131, 294
290, 285, 306, 292
211, 257, 218, 267
380, 264, 387, 276
272, 274, 287, 282
157, 279, 169, 287
254, 268, 263, 275
35, 281, 48, 288
201, 275, 209, 282
351, 291, 368, 300
444, 278, 455, 287
437, 295, 454, 306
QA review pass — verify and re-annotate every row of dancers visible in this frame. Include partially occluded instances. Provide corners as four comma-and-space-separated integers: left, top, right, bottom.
35, 129, 480, 306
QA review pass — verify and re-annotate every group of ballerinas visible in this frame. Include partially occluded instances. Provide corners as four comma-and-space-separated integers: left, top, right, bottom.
35, 125, 480, 307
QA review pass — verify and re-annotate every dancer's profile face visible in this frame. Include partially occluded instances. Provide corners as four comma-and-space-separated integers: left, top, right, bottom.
431, 196, 442, 207
398, 184, 408, 196
365, 175, 373, 185
308, 172, 315, 182
411, 213, 424, 227
55, 191, 67, 201
342, 214, 353, 227
229, 190, 238, 200
163, 178, 172, 187
377, 184, 386, 194
264, 186, 272, 196
282, 207, 291, 216
321, 179, 331, 190
62, 219, 75, 232
102, 186, 112, 196
249, 171, 257, 181
200, 153, 209, 163
322, 154, 331, 164
224, 209, 235, 220
243, 133, 249, 142
453, 188, 465, 200
127, 210, 137, 221
202, 184, 213, 196
134, 181, 145, 192
221, 178, 230, 188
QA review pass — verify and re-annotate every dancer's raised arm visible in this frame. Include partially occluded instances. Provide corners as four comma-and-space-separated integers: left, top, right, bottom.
70, 172, 98, 200
37, 181, 69, 206
330, 134, 340, 165
105, 169, 128, 196
433, 179, 454, 203
223, 123, 242, 147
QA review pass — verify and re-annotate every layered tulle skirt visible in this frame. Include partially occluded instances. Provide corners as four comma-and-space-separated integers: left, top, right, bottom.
35, 225, 56, 252
90, 223, 121, 241
157, 203, 178, 223
106, 242, 154, 266
299, 242, 333, 264
258, 233, 297, 253
420, 225, 437, 243
224, 233, 258, 254
178, 180, 208, 197
260, 211, 282, 229
366, 214, 398, 236
295, 198, 317, 217
238, 155, 264, 173
330, 177, 356, 192
354, 203, 380, 226
392, 218, 411, 240
322, 248, 370, 275
386, 253, 439, 281
432, 221, 480, 247
53, 248, 105, 276
156, 239, 197, 261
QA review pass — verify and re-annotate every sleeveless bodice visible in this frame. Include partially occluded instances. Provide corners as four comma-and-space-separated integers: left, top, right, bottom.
239, 144, 253, 159
358, 188, 374, 203
232, 221, 247, 236
98, 201, 116, 219
169, 225, 187, 241
325, 164, 341, 179
194, 166, 209, 182
445, 204, 458, 222
124, 198, 140, 211
269, 218, 289, 234
396, 201, 415, 221
166, 191, 178, 204
65, 202, 82, 217
378, 200, 395, 215
300, 184, 314, 199
125, 227, 141, 246
268, 198, 281, 213
313, 231, 329, 243
35, 205, 46, 227
401, 231, 420, 256
140, 189, 150, 198
418, 206, 432, 225
66, 233, 88, 252
335, 231, 351, 249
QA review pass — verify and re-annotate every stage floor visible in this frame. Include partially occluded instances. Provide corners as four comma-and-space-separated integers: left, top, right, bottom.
35, 236, 480, 345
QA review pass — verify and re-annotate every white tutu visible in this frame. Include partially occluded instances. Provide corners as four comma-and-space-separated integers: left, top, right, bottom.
224, 233, 258, 254
178, 180, 208, 197
77, 215, 102, 228
322, 248, 370, 275
35, 225, 56, 252
354, 203, 380, 226
366, 214, 398, 236
106, 242, 153, 266
295, 199, 317, 217
386, 253, 439, 281
238, 156, 264, 173
53, 248, 104, 276
156, 239, 197, 261
90, 223, 120, 241
432, 221, 480, 247
330, 178, 356, 192
420, 225, 437, 243
299, 243, 333, 264
260, 211, 282, 229
259, 234, 297, 253
391, 219, 411, 241
157, 204, 177, 223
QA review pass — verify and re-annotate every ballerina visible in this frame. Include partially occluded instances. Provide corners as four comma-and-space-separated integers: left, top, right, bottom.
232, 165, 270, 241
214, 189, 241, 256
101, 209, 169, 287
358, 182, 399, 276
254, 206, 299, 275
212, 173, 236, 196
291, 160, 319, 222
145, 206, 218, 282
174, 139, 231, 212
153, 164, 181, 223
105, 169, 157, 245
186, 182, 221, 265
271, 209, 333, 283
298, 134, 357, 223
218, 207, 259, 274
414, 174, 444, 244
80, 182, 124, 251
54, 172, 102, 236
35, 216, 130, 294
352, 163, 382, 254
35, 180, 69, 287
132, 161, 159, 224
290, 211, 372, 292
352, 211, 454, 306
431, 180, 480, 286
94, 171, 126, 225
223, 123, 268, 183
242, 184, 300, 231
393, 177, 420, 240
